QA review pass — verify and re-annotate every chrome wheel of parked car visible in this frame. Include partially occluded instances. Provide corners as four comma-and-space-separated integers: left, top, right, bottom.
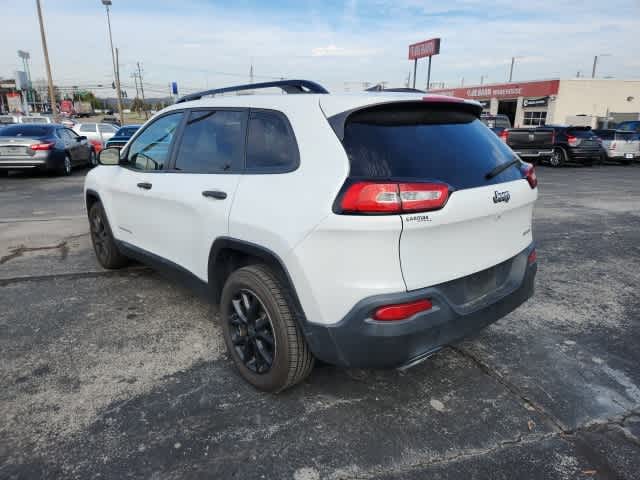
61, 156, 72, 176
549, 148, 565, 167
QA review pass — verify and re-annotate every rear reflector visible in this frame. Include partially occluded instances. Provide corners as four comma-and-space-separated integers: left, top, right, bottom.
373, 299, 433, 321
339, 182, 449, 214
528, 249, 537, 264
521, 163, 537, 189
30, 142, 54, 151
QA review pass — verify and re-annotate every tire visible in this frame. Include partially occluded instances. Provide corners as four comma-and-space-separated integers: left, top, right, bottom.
88, 150, 97, 167
0, 170, 8, 177
549, 148, 566, 167
88, 201, 129, 269
621, 159, 632, 166
59, 155, 72, 176
220, 264, 315, 392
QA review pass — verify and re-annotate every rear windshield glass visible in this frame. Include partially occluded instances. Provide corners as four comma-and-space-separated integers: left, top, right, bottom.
594, 130, 614, 140
20, 117, 46, 124
481, 116, 510, 129
342, 105, 523, 190
116, 127, 139, 136
615, 131, 635, 140
0, 116, 16, 124
567, 128, 595, 138
0, 125, 52, 137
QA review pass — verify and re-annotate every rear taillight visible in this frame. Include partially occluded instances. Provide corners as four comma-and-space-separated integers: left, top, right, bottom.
373, 298, 433, 321
521, 162, 537, 189
30, 142, 54, 151
338, 182, 449, 214
528, 249, 537, 265
567, 135, 578, 147
499, 130, 509, 143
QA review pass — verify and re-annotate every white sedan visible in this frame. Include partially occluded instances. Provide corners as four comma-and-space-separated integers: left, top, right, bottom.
73, 122, 118, 144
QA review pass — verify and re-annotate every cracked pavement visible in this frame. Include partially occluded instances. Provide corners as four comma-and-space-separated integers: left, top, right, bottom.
1, 165, 640, 479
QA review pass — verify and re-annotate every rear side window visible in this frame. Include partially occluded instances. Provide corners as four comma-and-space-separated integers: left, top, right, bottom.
342, 104, 522, 190
245, 111, 298, 172
80, 124, 95, 133
174, 110, 245, 173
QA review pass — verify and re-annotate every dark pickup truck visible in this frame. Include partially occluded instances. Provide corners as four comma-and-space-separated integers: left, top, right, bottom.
500, 128, 554, 163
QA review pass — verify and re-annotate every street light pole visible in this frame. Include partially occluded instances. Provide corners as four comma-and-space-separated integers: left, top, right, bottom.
509, 56, 524, 82
102, 0, 124, 123
35, 0, 57, 121
592, 54, 611, 79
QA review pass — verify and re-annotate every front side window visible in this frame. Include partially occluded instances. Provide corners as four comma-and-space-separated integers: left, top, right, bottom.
174, 110, 245, 173
126, 112, 183, 171
245, 111, 298, 172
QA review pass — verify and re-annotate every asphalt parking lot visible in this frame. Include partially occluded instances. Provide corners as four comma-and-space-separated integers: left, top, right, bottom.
1, 164, 639, 480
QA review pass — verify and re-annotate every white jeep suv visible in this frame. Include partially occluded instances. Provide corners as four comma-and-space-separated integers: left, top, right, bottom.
85, 80, 538, 392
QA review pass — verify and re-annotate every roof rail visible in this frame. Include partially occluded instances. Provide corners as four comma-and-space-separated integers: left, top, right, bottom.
176, 79, 329, 103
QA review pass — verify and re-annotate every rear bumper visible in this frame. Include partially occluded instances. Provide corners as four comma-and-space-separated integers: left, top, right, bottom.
567, 147, 602, 163
0, 158, 48, 169
513, 149, 553, 158
303, 245, 536, 368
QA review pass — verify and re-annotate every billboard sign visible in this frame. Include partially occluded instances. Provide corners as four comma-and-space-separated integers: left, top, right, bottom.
171, 82, 178, 95
408, 38, 441, 60
429, 80, 559, 100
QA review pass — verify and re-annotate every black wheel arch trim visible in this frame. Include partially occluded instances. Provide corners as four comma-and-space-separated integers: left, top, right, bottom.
207, 237, 321, 348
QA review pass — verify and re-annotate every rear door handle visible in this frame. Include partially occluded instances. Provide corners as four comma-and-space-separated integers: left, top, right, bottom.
137, 182, 152, 190
202, 190, 227, 200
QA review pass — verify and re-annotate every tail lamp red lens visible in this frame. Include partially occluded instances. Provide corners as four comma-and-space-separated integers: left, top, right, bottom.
528, 249, 537, 265
521, 163, 537, 189
373, 298, 433, 321
30, 142, 54, 151
339, 182, 449, 214
499, 130, 509, 143
567, 134, 578, 147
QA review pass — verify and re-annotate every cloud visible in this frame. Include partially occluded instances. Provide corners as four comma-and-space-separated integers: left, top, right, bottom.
0, 0, 637, 96
311, 44, 377, 57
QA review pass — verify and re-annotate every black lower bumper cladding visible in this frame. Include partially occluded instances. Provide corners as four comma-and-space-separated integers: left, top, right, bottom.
303, 244, 537, 368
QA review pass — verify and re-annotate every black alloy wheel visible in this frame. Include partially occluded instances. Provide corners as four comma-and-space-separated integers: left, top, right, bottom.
228, 289, 276, 374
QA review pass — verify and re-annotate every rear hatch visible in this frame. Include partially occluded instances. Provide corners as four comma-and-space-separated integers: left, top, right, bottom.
613, 131, 638, 155
506, 128, 554, 150
333, 100, 537, 291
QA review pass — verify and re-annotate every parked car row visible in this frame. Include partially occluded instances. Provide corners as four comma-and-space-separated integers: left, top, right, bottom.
0, 124, 95, 176
0, 121, 141, 177
497, 124, 639, 167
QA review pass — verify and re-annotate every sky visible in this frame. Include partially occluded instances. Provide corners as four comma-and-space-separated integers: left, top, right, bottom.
1, 0, 639, 98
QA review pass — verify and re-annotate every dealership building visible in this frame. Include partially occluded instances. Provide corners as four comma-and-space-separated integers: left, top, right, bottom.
430, 79, 640, 128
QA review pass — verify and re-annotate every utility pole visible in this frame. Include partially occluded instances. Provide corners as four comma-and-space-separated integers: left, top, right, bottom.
103, 0, 124, 123
509, 57, 515, 82
131, 72, 140, 113
136, 61, 147, 119
36, 0, 57, 120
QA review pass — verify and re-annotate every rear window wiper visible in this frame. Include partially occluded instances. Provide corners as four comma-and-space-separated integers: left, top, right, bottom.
485, 158, 520, 180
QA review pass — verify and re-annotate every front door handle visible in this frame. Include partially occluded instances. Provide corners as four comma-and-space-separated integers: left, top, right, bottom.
202, 190, 227, 200
137, 182, 152, 190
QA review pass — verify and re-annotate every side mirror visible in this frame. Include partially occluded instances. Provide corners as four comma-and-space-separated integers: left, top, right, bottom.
77, 135, 87, 141
98, 147, 121, 166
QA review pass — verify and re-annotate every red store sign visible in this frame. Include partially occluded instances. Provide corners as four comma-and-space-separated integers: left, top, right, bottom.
430, 80, 559, 99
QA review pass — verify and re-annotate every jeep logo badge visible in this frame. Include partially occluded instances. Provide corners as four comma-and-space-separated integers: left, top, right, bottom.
493, 190, 511, 203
